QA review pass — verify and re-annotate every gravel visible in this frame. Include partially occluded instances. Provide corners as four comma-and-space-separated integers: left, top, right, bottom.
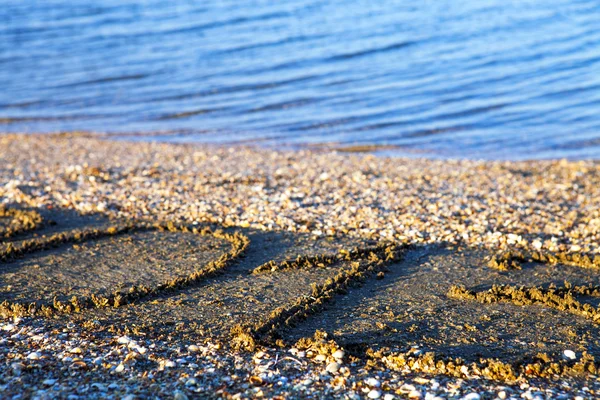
1, 133, 599, 398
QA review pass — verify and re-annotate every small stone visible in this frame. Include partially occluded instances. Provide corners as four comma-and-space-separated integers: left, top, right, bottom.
326, 362, 340, 374
27, 351, 41, 360
114, 363, 125, 373
507, 233, 521, 244
164, 360, 176, 368
249, 376, 264, 386
366, 378, 381, 388
188, 344, 199, 353
400, 384, 416, 393
408, 390, 422, 399
563, 350, 576, 361
174, 391, 189, 400
10, 362, 23, 375
117, 336, 131, 345
368, 389, 382, 399
498, 390, 507, 399
71, 360, 87, 369
462, 394, 480, 400
521, 392, 533, 400
186, 378, 198, 386
332, 349, 345, 360
43, 379, 56, 386
70, 347, 82, 354
315, 354, 327, 362
384, 394, 395, 400
91, 383, 107, 392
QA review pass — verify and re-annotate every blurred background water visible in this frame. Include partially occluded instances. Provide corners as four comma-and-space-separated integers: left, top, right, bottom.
1, 0, 599, 159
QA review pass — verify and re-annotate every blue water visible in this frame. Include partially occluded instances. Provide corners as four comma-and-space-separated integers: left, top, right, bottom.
1, 0, 600, 159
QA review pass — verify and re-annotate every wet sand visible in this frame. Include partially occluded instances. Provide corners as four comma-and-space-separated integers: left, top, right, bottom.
1, 133, 600, 398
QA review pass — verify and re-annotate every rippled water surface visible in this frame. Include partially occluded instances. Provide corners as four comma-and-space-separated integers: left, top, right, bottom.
1, 0, 600, 159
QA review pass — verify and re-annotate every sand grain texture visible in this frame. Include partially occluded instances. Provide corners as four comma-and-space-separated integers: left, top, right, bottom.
1, 133, 600, 398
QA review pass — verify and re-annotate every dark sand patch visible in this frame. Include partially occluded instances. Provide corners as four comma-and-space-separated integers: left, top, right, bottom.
73, 230, 369, 340
0, 206, 107, 245
0, 229, 231, 305
285, 245, 600, 363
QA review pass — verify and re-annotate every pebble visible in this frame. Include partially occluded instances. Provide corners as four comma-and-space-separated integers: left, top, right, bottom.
326, 362, 340, 374
368, 389, 382, 399
462, 393, 480, 400
563, 350, 577, 361
384, 394, 395, 400
174, 391, 189, 400
10, 362, 23, 376
42, 379, 56, 386
26, 352, 41, 360
114, 363, 125, 373
117, 336, 131, 345
522, 392, 533, 400
332, 349, 345, 360
400, 384, 417, 393
366, 378, 381, 388
91, 383, 107, 392
188, 344, 199, 352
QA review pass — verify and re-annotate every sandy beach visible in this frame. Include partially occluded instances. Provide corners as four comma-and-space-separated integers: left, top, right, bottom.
1, 133, 600, 399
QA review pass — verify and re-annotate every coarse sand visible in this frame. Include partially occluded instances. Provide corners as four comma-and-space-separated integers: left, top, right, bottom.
1, 132, 600, 399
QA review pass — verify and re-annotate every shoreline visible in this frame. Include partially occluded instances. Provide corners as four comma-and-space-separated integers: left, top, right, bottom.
4, 131, 597, 162
1, 133, 600, 398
